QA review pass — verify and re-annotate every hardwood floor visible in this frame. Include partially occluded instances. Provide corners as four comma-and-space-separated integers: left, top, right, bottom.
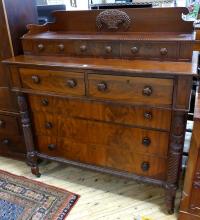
0, 156, 181, 220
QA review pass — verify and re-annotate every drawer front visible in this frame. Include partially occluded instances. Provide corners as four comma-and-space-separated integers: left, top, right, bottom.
0, 88, 18, 111
29, 95, 172, 130
88, 74, 173, 106
33, 115, 169, 157
20, 68, 85, 96
36, 135, 167, 180
0, 114, 21, 136
30, 40, 120, 58
121, 42, 178, 60
0, 135, 26, 154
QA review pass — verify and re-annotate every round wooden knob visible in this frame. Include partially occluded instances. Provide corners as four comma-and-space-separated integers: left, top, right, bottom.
58, 44, 65, 51
48, 144, 56, 150
97, 82, 107, 92
142, 137, 151, 146
37, 44, 44, 51
0, 120, 5, 128
32, 75, 40, 84
141, 162, 150, 172
80, 45, 87, 52
160, 48, 168, 56
41, 99, 49, 106
2, 138, 10, 145
144, 112, 152, 120
131, 46, 139, 54
143, 86, 152, 96
45, 122, 53, 129
105, 46, 112, 53
67, 79, 77, 88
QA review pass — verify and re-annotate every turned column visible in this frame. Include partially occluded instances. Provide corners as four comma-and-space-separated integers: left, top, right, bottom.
165, 111, 187, 214
17, 92, 40, 177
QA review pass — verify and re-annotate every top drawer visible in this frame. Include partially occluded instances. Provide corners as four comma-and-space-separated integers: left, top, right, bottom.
88, 74, 173, 106
19, 68, 85, 96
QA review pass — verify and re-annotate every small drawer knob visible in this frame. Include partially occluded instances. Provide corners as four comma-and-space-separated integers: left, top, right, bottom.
48, 144, 56, 150
0, 120, 5, 128
80, 45, 87, 52
105, 46, 112, 53
2, 138, 10, 145
97, 82, 107, 92
143, 86, 152, 96
67, 79, 77, 88
58, 44, 65, 51
32, 75, 40, 84
41, 99, 49, 106
131, 46, 139, 54
160, 48, 168, 56
144, 112, 152, 120
142, 137, 151, 146
45, 122, 53, 129
37, 44, 45, 51
141, 162, 150, 172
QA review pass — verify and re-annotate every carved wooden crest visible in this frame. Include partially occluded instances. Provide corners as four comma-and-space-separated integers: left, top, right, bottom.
96, 9, 131, 32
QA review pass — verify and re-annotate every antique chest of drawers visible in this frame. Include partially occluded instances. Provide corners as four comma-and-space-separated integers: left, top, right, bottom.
3, 7, 200, 213
0, 0, 37, 159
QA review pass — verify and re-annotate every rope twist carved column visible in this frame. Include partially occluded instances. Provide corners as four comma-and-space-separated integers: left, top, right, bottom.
165, 111, 187, 214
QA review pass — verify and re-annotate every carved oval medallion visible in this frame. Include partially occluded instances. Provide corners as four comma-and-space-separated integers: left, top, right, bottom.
96, 9, 131, 32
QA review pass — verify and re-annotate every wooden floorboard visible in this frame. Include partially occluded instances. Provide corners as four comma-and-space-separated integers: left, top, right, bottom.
0, 156, 180, 220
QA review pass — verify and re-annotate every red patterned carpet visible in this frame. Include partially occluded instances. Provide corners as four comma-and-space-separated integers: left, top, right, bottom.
0, 170, 79, 220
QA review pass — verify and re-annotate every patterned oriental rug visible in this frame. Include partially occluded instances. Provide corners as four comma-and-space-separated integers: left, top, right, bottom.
0, 170, 79, 220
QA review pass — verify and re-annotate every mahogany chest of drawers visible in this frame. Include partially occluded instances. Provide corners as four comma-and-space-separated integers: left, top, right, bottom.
0, 0, 37, 159
3, 7, 200, 213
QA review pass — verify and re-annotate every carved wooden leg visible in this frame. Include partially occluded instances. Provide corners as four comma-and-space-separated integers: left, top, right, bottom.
165, 111, 187, 214
17, 93, 41, 177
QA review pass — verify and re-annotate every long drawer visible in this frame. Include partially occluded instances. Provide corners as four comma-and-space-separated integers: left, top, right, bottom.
36, 135, 167, 180
19, 68, 85, 96
28, 95, 172, 131
32, 113, 169, 157
88, 74, 173, 106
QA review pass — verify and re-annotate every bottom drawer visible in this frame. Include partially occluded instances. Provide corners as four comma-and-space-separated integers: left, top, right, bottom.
0, 135, 26, 155
36, 136, 167, 181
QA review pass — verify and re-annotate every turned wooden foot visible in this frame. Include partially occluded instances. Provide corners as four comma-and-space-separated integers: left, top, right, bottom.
31, 166, 41, 177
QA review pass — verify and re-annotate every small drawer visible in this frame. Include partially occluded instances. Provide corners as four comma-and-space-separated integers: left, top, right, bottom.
121, 42, 178, 60
19, 68, 85, 96
0, 114, 21, 136
88, 74, 173, 106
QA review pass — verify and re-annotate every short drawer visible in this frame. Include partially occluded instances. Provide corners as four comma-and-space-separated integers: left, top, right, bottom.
88, 74, 173, 106
121, 42, 178, 60
36, 135, 167, 180
19, 68, 85, 96
0, 114, 21, 136
0, 135, 26, 154
34, 115, 169, 157
29, 95, 172, 131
